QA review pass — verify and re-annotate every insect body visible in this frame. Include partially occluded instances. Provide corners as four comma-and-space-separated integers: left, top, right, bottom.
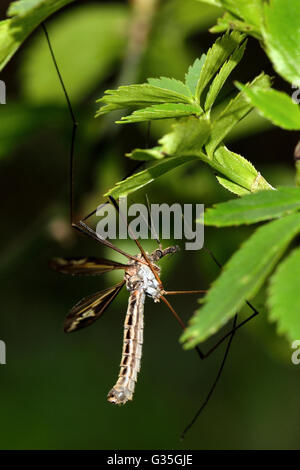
108, 247, 178, 404
108, 288, 145, 405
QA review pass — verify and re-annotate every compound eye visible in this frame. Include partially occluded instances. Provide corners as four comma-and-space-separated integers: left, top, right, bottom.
156, 249, 163, 259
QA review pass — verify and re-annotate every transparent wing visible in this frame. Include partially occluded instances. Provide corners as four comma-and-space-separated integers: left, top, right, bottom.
50, 257, 127, 276
64, 281, 125, 332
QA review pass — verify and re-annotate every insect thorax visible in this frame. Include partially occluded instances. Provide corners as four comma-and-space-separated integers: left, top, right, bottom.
124, 254, 161, 301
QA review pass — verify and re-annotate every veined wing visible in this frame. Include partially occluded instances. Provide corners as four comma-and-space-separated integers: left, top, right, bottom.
64, 280, 125, 333
50, 257, 127, 275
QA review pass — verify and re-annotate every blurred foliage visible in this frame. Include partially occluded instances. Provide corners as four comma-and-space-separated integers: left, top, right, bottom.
20, 4, 129, 104
0, 0, 75, 71
0, 0, 300, 451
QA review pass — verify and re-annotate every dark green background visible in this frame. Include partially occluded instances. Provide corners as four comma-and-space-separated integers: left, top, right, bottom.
0, 0, 299, 450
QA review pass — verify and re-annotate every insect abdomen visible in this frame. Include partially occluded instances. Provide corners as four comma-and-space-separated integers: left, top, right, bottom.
107, 289, 145, 405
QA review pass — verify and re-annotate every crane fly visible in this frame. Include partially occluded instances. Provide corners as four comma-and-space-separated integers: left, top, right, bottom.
50, 210, 206, 404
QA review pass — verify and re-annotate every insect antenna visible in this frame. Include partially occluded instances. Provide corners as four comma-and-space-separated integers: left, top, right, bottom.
144, 193, 162, 249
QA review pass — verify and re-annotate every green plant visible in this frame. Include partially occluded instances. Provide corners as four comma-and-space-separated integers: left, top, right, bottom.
181, 188, 300, 347
96, 31, 274, 198
197, 0, 300, 129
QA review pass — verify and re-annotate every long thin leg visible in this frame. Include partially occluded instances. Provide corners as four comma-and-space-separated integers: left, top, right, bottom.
160, 294, 257, 361
160, 295, 186, 330
45, 27, 152, 271
160, 295, 208, 361
73, 220, 143, 263
43, 22, 147, 230
43, 23, 150, 267
165, 201, 260, 435
201, 309, 258, 359
171, 253, 260, 438
163, 290, 207, 295
82, 162, 146, 223
182, 217, 260, 343
181, 314, 238, 440
178, 246, 260, 437
41, 23, 78, 226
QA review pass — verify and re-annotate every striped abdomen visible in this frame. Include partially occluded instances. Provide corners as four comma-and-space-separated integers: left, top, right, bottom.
107, 289, 145, 404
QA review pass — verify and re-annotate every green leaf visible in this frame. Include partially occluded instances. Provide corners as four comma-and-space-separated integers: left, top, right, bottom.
221, 0, 263, 30
205, 73, 271, 156
8, 0, 46, 15
20, 4, 128, 104
236, 83, 300, 130
209, 145, 272, 193
216, 176, 250, 196
145, 0, 220, 81
196, 0, 222, 6
118, 103, 202, 123
204, 40, 247, 110
158, 118, 271, 195
159, 116, 211, 156
195, 30, 245, 104
0, 0, 75, 72
104, 155, 198, 199
126, 147, 164, 161
198, 0, 263, 39
96, 84, 193, 117
185, 55, 206, 96
147, 77, 192, 98
262, 0, 300, 84
105, 116, 211, 198
210, 12, 258, 36
181, 213, 300, 348
204, 187, 300, 227
268, 247, 300, 342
